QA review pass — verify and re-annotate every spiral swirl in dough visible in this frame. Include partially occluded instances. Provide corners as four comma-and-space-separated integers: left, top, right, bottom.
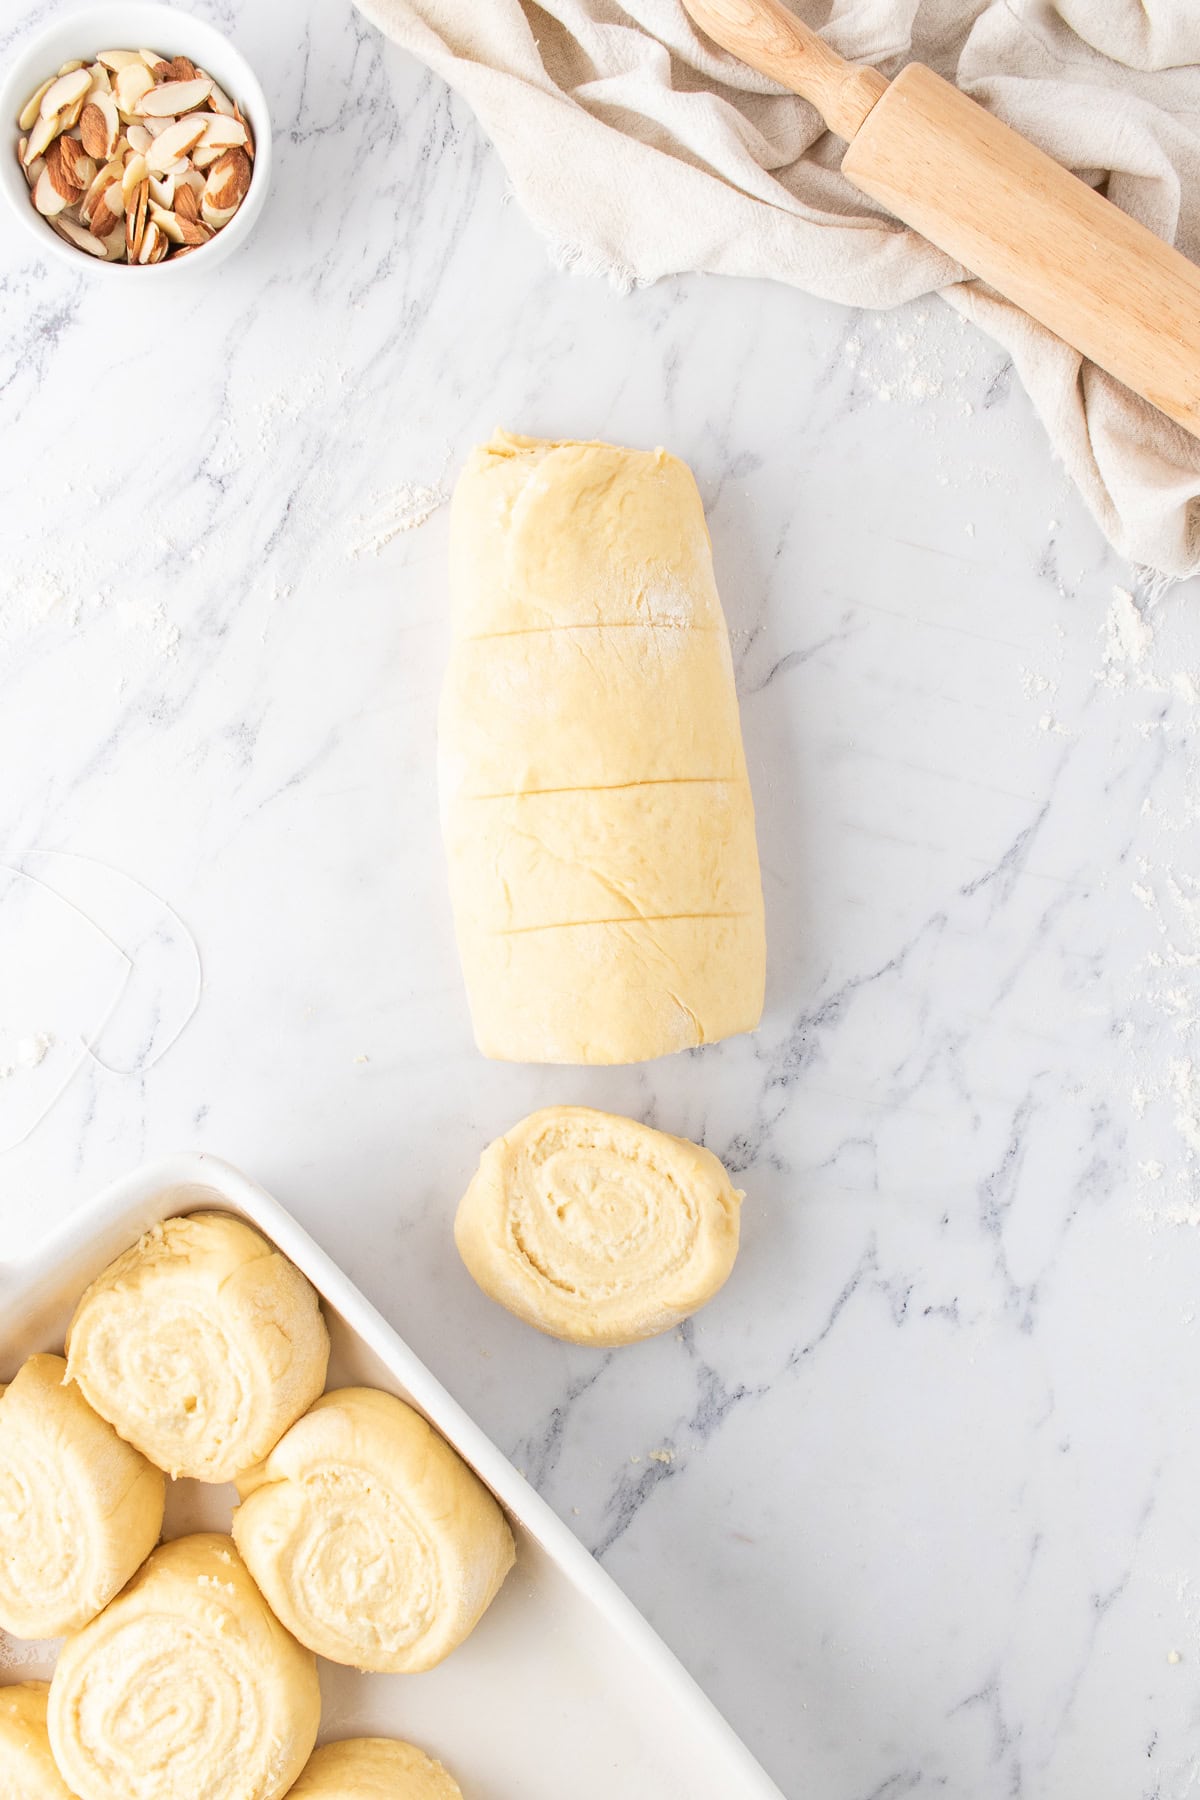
232, 1388, 515, 1673
287, 1737, 463, 1799
0, 1354, 164, 1639
454, 1106, 744, 1346
47, 1532, 320, 1800
0, 1682, 76, 1800
65, 1212, 330, 1482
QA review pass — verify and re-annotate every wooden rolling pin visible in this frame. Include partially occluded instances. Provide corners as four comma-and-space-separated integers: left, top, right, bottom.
681, 0, 1200, 438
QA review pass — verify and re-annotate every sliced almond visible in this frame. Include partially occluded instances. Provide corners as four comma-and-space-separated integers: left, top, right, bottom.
79, 92, 120, 159
167, 56, 198, 81
203, 146, 251, 212
233, 103, 254, 159
24, 108, 64, 163
138, 49, 166, 68
56, 134, 95, 189
149, 200, 185, 244
145, 115, 206, 172
32, 166, 69, 216
195, 113, 247, 153
23, 110, 62, 164
89, 187, 124, 238
135, 76, 212, 116
57, 60, 85, 76
137, 218, 167, 263
173, 179, 200, 222
18, 76, 55, 131
43, 138, 84, 203
142, 114, 177, 136
148, 170, 174, 205
80, 157, 121, 222
101, 221, 127, 260
150, 60, 174, 79
200, 193, 238, 231
96, 50, 143, 70
38, 67, 92, 120
113, 62, 154, 116
125, 123, 153, 153
86, 62, 112, 94
177, 217, 213, 247
121, 152, 148, 200
52, 214, 108, 257
18, 142, 42, 187
204, 74, 235, 116
125, 177, 149, 259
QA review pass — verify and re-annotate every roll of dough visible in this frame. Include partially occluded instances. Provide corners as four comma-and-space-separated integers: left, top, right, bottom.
440, 431, 766, 1065
0, 1353, 164, 1639
47, 1532, 320, 1800
232, 1387, 515, 1673
65, 1212, 330, 1482
455, 1107, 743, 1346
287, 1737, 463, 1799
0, 1682, 76, 1800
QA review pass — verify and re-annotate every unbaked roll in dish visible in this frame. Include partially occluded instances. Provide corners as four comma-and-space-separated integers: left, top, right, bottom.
0, 1353, 164, 1639
439, 431, 766, 1065
232, 1387, 515, 1673
0, 1682, 76, 1800
288, 1737, 463, 1799
65, 1211, 330, 1481
47, 1532, 320, 1800
455, 1106, 744, 1346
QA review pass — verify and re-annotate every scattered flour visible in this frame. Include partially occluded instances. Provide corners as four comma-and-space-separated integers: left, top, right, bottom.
0, 1032, 54, 1079
347, 482, 447, 558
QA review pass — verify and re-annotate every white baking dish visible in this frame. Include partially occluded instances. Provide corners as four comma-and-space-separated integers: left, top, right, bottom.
0, 1153, 785, 1800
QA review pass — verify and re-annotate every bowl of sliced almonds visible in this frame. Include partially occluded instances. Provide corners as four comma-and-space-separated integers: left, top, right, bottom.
1, 4, 270, 272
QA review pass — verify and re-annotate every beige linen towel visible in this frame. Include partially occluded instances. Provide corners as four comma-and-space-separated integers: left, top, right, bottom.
354, 0, 1200, 578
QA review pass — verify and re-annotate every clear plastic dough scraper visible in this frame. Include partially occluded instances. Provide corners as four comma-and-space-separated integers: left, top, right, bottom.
681, 0, 1200, 439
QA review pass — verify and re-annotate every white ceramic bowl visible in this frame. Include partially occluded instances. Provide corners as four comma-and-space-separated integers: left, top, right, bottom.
0, 4, 271, 277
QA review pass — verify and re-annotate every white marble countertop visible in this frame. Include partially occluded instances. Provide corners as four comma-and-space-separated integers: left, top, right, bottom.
3, 4, 1200, 1796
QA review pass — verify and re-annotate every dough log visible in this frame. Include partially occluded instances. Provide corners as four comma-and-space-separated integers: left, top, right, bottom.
455, 1107, 744, 1346
47, 1533, 320, 1800
0, 1682, 76, 1800
440, 431, 766, 1065
232, 1387, 515, 1673
65, 1212, 330, 1482
0, 1354, 164, 1639
287, 1737, 463, 1799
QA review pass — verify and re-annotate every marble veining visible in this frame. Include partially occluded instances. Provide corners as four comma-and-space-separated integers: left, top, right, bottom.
2, 2, 1200, 1796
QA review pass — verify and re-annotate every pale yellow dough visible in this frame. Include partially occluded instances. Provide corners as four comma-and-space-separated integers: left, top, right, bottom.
455, 1107, 744, 1346
65, 1212, 330, 1482
287, 1737, 463, 1799
439, 431, 766, 1065
232, 1387, 515, 1673
0, 1682, 76, 1800
47, 1533, 320, 1800
0, 1353, 164, 1639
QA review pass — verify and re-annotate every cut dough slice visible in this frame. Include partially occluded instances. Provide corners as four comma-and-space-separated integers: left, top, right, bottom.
455, 1107, 744, 1346
455, 913, 765, 1065
47, 1533, 320, 1800
0, 1353, 164, 1639
450, 432, 725, 635
232, 1388, 515, 1673
0, 1682, 76, 1800
444, 779, 762, 932
439, 623, 744, 801
287, 1737, 463, 1799
65, 1212, 330, 1482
